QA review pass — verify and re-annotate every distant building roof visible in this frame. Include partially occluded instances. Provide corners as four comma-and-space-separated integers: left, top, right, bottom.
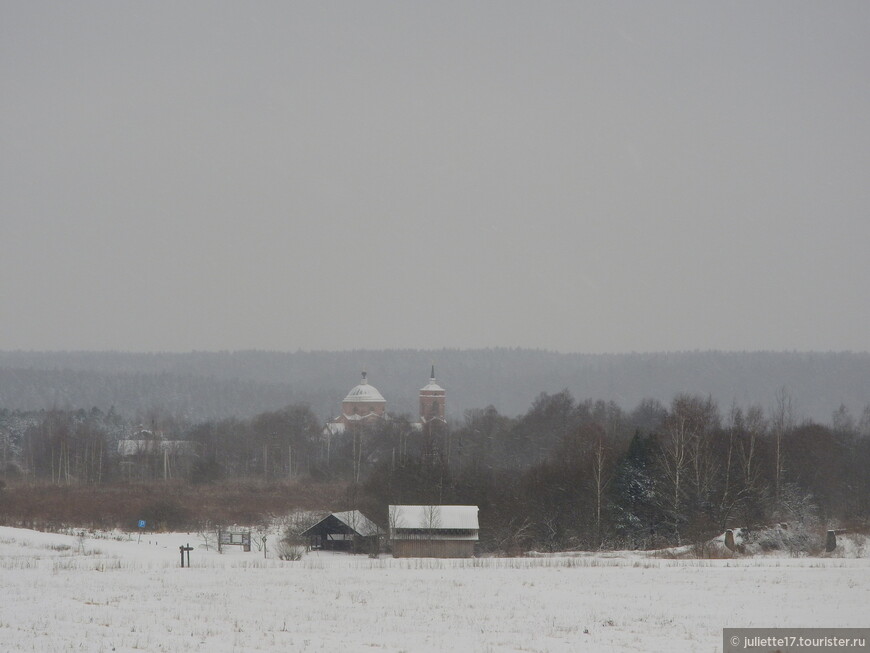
342, 411, 382, 421
117, 440, 198, 456
323, 422, 346, 436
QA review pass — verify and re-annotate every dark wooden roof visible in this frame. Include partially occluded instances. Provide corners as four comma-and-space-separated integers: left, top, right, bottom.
299, 511, 381, 538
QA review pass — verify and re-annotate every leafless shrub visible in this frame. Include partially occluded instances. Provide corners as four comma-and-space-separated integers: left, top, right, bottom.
275, 539, 305, 561
198, 524, 217, 551
48, 543, 72, 552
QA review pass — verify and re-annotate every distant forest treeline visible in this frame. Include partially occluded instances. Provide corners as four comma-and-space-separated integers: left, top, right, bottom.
2, 388, 869, 552
0, 349, 868, 424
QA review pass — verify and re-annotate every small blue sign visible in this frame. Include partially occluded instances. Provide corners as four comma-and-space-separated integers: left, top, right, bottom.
138, 520, 146, 529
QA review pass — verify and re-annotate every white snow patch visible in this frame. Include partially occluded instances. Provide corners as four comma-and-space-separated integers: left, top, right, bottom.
0, 526, 868, 652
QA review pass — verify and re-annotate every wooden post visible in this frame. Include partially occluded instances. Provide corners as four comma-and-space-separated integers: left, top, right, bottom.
724, 529, 736, 552
180, 543, 193, 567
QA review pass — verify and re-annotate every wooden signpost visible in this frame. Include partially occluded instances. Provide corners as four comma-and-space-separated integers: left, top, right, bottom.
179, 543, 193, 567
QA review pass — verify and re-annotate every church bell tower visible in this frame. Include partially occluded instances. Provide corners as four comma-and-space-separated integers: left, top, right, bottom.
419, 365, 446, 424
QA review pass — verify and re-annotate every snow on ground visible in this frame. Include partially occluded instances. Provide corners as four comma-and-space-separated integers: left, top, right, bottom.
1, 526, 868, 653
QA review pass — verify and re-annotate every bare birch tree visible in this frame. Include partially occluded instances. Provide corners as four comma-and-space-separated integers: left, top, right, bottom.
736, 405, 766, 525
658, 394, 718, 543
590, 434, 612, 548
422, 505, 441, 557
770, 387, 793, 505
719, 401, 742, 526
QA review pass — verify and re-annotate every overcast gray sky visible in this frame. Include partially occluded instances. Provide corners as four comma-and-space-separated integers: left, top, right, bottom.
2, 1, 868, 353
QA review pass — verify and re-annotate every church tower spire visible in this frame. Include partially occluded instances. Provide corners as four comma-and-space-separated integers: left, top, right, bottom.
419, 365, 446, 425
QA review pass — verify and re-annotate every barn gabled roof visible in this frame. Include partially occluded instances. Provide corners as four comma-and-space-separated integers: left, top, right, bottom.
331, 510, 381, 537
300, 510, 381, 538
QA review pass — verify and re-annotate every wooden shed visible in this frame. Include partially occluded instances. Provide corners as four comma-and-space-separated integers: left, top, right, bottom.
299, 510, 381, 552
389, 505, 479, 558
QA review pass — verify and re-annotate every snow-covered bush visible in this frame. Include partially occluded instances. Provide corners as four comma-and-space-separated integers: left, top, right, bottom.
742, 524, 822, 556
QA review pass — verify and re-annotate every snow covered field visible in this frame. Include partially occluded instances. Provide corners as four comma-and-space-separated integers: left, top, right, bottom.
1, 526, 868, 653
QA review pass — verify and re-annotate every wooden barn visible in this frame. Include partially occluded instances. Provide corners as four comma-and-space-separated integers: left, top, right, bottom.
389, 505, 479, 558
299, 510, 381, 552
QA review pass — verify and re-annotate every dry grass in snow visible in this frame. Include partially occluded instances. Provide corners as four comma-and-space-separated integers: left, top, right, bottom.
0, 526, 868, 652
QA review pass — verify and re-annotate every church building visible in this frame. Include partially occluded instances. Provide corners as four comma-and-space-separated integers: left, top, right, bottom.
323, 367, 447, 435
324, 371, 387, 435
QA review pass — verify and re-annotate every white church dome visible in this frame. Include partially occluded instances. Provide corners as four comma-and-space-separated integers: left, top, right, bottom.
343, 372, 386, 403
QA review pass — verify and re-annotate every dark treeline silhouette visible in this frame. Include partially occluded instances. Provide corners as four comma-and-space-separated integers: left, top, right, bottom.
1, 349, 869, 423
2, 389, 868, 553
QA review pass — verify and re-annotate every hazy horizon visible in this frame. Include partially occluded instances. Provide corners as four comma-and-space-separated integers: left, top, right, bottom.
2, 349, 868, 425
4, 2, 869, 353
3, 346, 870, 356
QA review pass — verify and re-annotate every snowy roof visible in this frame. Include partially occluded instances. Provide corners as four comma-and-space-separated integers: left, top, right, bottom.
300, 510, 381, 538
323, 422, 346, 436
323, 411, 389, 436
342, 411, 382, 421
331, 511, 381, 537
117, 440, 198, 456
389, 505, 479, 531
343, 372, 386, 403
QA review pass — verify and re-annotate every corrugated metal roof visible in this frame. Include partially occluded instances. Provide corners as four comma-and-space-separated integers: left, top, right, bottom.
389, 505, 479, 531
